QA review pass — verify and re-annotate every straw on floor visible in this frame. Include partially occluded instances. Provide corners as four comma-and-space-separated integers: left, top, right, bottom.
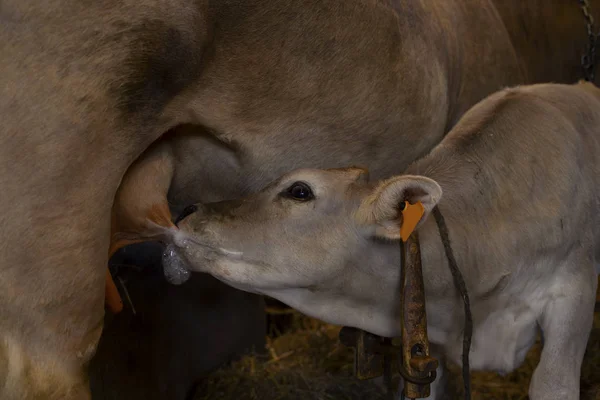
194, 309, 600, 400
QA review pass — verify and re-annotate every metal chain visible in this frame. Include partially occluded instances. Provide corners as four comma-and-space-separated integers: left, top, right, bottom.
579, 0, 599, 81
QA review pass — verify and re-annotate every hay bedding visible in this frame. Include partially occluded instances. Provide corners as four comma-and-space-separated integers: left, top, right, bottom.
194, 309, 600, 400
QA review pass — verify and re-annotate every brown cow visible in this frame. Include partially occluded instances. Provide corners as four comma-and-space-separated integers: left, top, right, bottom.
168, 82, 600, 400
0, 1, 598, 399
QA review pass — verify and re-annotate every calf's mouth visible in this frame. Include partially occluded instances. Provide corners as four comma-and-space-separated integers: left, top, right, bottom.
161, 211, 244, 285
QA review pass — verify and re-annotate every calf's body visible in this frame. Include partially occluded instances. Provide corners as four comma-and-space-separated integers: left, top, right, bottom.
170, 82, 600, 399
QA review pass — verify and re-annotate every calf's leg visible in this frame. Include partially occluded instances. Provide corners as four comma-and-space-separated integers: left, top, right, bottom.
529, 260, 597, 400
427, 348, 451, 400
394, 345, 449, 400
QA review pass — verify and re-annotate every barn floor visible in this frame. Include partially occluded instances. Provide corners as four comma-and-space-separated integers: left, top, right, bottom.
194, 309, 600, 400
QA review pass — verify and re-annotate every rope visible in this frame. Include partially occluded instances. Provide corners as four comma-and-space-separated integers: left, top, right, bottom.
432, 206, 472, 400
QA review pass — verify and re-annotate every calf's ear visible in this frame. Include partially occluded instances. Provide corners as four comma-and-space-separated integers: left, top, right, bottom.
356, 175, 442, 240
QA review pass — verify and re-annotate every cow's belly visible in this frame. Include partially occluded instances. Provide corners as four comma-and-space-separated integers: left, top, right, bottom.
441, 300, 539, 375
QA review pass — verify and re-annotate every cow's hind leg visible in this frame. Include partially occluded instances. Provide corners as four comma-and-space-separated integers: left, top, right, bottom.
529, 259, 597, 400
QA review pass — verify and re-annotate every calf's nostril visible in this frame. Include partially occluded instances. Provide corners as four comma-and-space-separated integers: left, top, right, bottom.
174, 204, 198, 226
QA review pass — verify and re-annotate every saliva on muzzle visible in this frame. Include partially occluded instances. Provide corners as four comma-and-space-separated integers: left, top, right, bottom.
162, 243, 191, 285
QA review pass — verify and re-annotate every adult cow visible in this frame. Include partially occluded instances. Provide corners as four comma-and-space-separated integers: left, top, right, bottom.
165, 81, 600, 400
0, 1, 598, 399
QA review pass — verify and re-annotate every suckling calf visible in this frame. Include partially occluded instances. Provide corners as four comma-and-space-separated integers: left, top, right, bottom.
166, 82, 600, 399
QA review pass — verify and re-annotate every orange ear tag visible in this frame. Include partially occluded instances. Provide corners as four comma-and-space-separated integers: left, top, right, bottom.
400, 201, 425, 242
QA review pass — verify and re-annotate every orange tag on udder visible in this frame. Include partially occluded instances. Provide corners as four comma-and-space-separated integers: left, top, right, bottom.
400, 201, 425, 242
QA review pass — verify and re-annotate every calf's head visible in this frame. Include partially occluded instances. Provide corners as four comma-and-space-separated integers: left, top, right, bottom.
167, 167, 442, 336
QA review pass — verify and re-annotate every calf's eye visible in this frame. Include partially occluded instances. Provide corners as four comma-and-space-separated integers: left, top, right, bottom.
286, 182, 314, 201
